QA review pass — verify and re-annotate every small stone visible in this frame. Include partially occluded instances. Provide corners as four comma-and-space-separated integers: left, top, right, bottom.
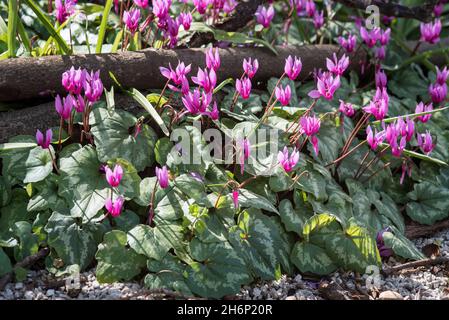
15, 282, 24, 290
294, 275, 302, 283
379, 290, 403, 300
285, 296, 297, 300
46, 289, 55, 297
252, 288, 261, 297
24, 291, 34, 300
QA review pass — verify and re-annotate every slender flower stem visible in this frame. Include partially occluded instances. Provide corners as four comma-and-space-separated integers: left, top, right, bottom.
48, 148, 60, 174
356, 145, 389, 180
411, 41, 422, 56
287, 99, 317, 134
58, 117, 63, 151
147, 179, 159, 226
156, 80, 170, 111
354, 148, 371, 178
266, 72, 286, 110
325, 140, 367, 167
338, 113, 369, 163
362, 162, 391, 184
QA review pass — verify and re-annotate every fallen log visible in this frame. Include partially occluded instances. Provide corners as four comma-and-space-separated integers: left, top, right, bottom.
0, 45, 365, 102
405, 218, 449, 240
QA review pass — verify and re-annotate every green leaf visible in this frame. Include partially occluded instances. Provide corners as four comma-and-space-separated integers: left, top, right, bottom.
0, 248, 12, 277
278, 198, 313, 236
44, 212, 99, 270
406, 181, 449, 225
238, 189, 279, 214
114, 210, 140, 232
155, 137, 173, 165
291, 242, 337, 275
22, 147, 54, 184
0, 189, 29, 234
12, 221, 39, 261
0, 176, 11, 207
95, 0, 113, 54
185, 239, 252, 298
382, 227, 425, 260
0, 142, 36, 151
7, 0, 18, 58
90, 108, 157, 171
95, 230, 146, 283
228, 210, 293, 279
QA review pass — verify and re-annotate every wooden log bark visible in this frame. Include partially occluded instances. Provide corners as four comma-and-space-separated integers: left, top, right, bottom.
0, 45, 364, 102
405, 218, 449, 240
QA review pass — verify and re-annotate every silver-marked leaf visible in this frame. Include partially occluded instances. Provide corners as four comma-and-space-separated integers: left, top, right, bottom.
278, 198, 313, 235
382, 227, 425, 261
406, 182, 449, 225
238, 189, 279, 214
23, 147, 54, 183
291, 242, 337, 275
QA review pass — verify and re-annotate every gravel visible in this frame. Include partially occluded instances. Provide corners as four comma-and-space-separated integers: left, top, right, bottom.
1, 228, 448, 300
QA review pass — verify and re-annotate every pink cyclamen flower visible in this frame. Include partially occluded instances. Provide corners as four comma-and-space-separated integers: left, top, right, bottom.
55, 94, 73, 120
313, 10, 324, 29
232, 189, 239, 208
123, 9, 140, 35
239, 138, 251, 174
275, 84, 292, 106
192, 68, 217, 93
84, 70, 104, 102
105, 196, 125, 217
375, 46, 386, 61
182, 88, 212, 115
417, 131, 435, 155
375, 69, 387, 88
300, 115, 321, 155
105, 164, 123, 188
236, 77, 252, 100
243, 58, 259, 79
284, 55, 302, 80
379, 28, 391, 46
223, 0, 238, 13
400, 162, 412, 185
36, 129, 53, 149
55, 0, 76, 24
133, 0, 148, 8
429, 83, 447, 104
305, 0, 316, 17
436, 66, 449, 86
339, 100, 355, 117
73, 94, 85, 113
420, 19, 442, 44
62, 67, 86, 95
391, 136, 406, 157
160, 61, 191, 94
376, 228, 394, 257
178, 12, 192, 31
434, 3, 444, 16
326, 53, 349, 76
366, 126, 385, 150
206, 47, 220, 71
155, 166, 169, 189
395, 117, 414, 142
415, 102, 433, 123
255, 5, 275, 28
360, 26, 380, 48
308, 72, 341, 101
338, 34, 356, 53
363, 87, 389, 120
194, 0, 209, 15
153, 0, 171, 19
278, 146, 299, 172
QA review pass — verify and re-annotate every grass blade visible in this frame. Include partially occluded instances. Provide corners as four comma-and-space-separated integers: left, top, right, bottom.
0, 142, 37, 152
7, 0, 18, 58
22, 0, 71, 54
17, 19, 32, 54
96, 0, 113, 54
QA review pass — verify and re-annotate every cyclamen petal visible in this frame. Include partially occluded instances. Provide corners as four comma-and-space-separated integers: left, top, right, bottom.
155, 166, 169, 189
105, 164, 123, 188
105, 196, 124, 217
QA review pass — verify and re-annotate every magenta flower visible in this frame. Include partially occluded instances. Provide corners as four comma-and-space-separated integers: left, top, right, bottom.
326, 53, 349, 76
305, 0, 316, 17
239, 138, 251, 174
363, 87, 389, 120
284, 55, 302, 80
153, 0, 171, 19
194, 0, 209, 15
360, 26, 380, 48
243, 58, 259, 79
278, 146, 300, 172
436, 66, 449, 86
376, 228, 394, 258
275, 84, 292, 106
223, 0, 238, 13
429, 83, 447, 104
375, 69, 387, 88
338, 34, 357, 53
395, 117, 414, 142
62, 67, 86, 95
155, 166, 169, 189
339, 100, 355, 117
84, 70, 104, 102
375, 46, 386, 61
123, 9, 140, 35
366, 126, 385, 150
236, 77, 252, 100
415, 102, 433, 123
308, 72, 340, 101
232, 189, 239, 208
182, 88, 210, 114
400, 162, 412, 185
379, 28, 391, 46
255, 5, 275, 28
391, 136, 406, 157
420, 19, 442, 44
192, 68, 217, 93
300, 115, 321, 155
160, 61, 191, 94
417, 131, 435, 155
55, 0, 76, 24
74, 94, 85, 113
55, 94, 73, 120
313, 10, 324, 29
434, 3, 443, 16
36, 129, 53, 149
207, 101, 219, 121
105, 164, 123, 188
105, 196, 125, 217
206, 47, 220, 71
133, 0, 148, 8
178, 12, 192, 31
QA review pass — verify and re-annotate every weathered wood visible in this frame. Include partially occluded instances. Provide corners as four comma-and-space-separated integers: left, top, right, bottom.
405, 218, 449, 240
0, 45, 364, 102
383, 257, 449, 275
